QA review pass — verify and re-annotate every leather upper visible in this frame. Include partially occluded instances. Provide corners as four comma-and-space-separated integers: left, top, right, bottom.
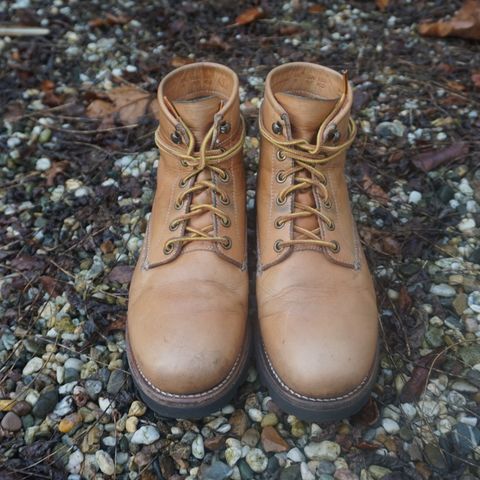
128, 63, 248, 395
256, 63, 378, 399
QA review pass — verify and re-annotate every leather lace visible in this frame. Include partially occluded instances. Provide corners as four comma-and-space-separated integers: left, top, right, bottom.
259, 102, 356, 253
155, 116, 245, 254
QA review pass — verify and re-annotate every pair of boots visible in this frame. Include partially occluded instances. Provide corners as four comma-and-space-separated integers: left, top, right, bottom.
126, 62, 379, 422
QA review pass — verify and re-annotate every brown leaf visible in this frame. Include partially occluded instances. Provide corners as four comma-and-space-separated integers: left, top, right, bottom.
376, 0, 390, 12
171, 56, 195, 68
472, 72, 480, 87
308, 4, 326, 14
11, 255, 46, 272
100, 240, 114, 254
106, 316, 126, 332
412, 142, 469, 172
107, 265, 133, 284
40, 80, 55, 92
232, 6, 264, 26
86, 86, 158, 128
398, 286, 413, 314
418, 0, 480, 40
361, 174, 390, 205
39, 276, 62, 297
351, 397, 379, 426
89, 13, 130, 28
203, 34, 231, 51
400, 350, 446, 402
360, 227, 402, 257
4, 101, 25, 122
46, 161, 68, 186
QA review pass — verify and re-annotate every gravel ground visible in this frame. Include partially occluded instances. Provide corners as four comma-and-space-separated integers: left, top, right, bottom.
1, 1, 480, 479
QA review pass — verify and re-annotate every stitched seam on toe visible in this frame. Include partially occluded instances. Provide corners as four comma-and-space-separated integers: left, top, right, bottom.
135, 351, 242, 399
263, 344, 369, 402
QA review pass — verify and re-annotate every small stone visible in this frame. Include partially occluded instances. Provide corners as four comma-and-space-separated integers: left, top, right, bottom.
225, 439, 242, 466
452, 423, 480, 455
425, 326, 443, 348
261, 412, 278, 427
131, 425, 160, 445
304, 441, 340, 461
12, 401, 31, 416
408, 191, 422, 204
280, 465, 301, 480
287, 447, 305, 462
261, 426, 289, 452
368, 465, 391, 479
201, 461, 232, 480
291, 419, 306, 438
241, 428, 260, 447
381, 418, 400, 435
67, 449, 84, 474
192, 434, 205, 460
467, 291, 480, 313
22, 357, 43, 375
400, 403, 416, 420
204, 435, 225, 451
451, 380, 478, 393
125, 416, 138, 433
35, 157, 51, 171
84, 380, 102, 400
317, 461, 335, 475
106, 369, 126, 395
245, 448, 268, 473
32, 386, 58, 418
0, 399, 15, 412
64, 358, 83, 371
458, 218, 476, 233
301, 462, 315, 480
1, 411, 22, 432
237, 459, 254, 479
230, 409, 249, 437
334, 469, 359, 480
466, 369, 480, 388
375, 120, 406, 139
53, 395, 74, 417
430, 284, 456, 297
459, 345, 480, 366
248, 408, 263, 423
96, 450, 115, 476
59, 413, 81, 433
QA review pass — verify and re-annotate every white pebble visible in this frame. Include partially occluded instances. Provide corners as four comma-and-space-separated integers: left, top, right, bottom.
23, 357, 43, 376
382, 418, 400, 434
408, 191, 422, 204
458, 218, 476, 233
430, 284, 456, 297
35, 157, 51, 171
131, 425, 160, 445
96, 450, 115, 475
192, 434, 205, 460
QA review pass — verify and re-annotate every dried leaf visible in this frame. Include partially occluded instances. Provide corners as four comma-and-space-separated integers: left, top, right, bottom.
46, 161, 68, 186
107, 265, 134, 284
361, 174, 390, 205
398, 286, 412, 314
376, 0, 390, 12
351, 397, 379, 426
39, 276, 62, 297
308, 4, 326, 14
472, 72, 480, 87
171, 56, 195, 68
360, 227, 402, 257
232, 6, 264, 26
4, 100, 25, 122
418, 0, 480, 41
203, 34, 231, 51
89, 13, 130, 28
86, 86, 159, 128
400, 350, 446, 402
11, 255, 45, 271
106, 316, 126, 332
412, 142, 469, 172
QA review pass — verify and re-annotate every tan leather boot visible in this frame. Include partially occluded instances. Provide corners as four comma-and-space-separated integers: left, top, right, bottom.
255, 63, 379, 421
126, 63, 250, 418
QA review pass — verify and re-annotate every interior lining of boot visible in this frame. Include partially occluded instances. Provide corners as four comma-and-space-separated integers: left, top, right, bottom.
270, 64, 343, 99
174, 95, 219, 104
278, 91, 340, 102
162, 65, 232, 103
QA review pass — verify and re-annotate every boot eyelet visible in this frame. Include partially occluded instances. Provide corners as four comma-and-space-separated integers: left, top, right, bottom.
276, 171, 286, 183
219, 195, 230, 206
274, 218, 284, 229
272, 121, 283, 135
273, 239, 284, 252
171, 131, 182, 144
219, 121, 231, 134
219, 171, 230, 183
221, 216, 231, 227
330, 240, 340, 253
276, 196, 287, 206
326, 221, 335, 231
179, 178, 188, 188
174, 199, 184, 210
276, 150, 286, 161
179, 159, 189, 167
319, 176, 328, 186
221, 236, 232, 249
326, 127, 340, 144
169, 220, 180, 231
323, 199, 332, 209
163, 242, 174, 255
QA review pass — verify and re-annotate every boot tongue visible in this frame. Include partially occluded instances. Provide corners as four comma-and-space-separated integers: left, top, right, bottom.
172, 95, 222, 145
275, 92, 338, 143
